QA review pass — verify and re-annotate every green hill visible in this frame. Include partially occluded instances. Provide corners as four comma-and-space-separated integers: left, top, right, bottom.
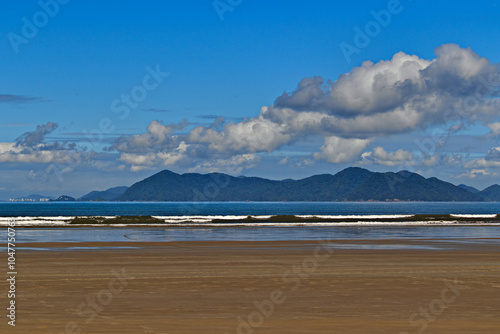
119, 168, 484, 202
79, 186, 129, 201
479, 185, 500, 201
458, 184, 480, 194
50, 195, 76, 202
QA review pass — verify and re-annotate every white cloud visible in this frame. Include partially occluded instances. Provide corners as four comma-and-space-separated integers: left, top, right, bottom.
119, 141, 188, 171
187, 154, 261, 174
4, 45, 499, 179
0, 144, 84, 164
487, 122, 500, 135
0, 143, 18, 154
464, 147, 500, 168
456, 169, 493, 179
104, 44, 500, 173
279, 156, 291, 165
361, 147, 415, 166
188, 113, 292, 153
314, 136, 372, 163
485, 147, 500, 160
454, 147, 500, 182
111, 120, 185, 153
296, 158, 315, 168
466, 159, 500, 168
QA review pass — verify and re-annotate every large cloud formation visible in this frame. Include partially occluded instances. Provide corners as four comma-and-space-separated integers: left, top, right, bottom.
1, 44, 499, 177
108, 44, 499, 172
0, 122, 87, 170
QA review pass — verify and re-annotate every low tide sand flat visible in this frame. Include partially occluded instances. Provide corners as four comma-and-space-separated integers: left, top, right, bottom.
8, 239, 500, 334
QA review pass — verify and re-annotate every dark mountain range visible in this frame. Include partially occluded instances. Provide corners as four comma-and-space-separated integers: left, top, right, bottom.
79, 186, 129, 201
458, 184, 480, 194
119, 167, 485, 202
479, 185, 500, 201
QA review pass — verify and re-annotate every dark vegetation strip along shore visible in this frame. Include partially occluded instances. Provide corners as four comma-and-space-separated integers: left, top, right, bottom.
65, 214, 500, 225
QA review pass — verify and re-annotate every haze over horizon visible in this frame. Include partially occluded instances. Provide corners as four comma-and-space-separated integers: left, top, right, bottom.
1, 0, 500, 199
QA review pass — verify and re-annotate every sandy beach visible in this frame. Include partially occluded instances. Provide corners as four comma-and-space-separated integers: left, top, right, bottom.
4, 239, 500, 333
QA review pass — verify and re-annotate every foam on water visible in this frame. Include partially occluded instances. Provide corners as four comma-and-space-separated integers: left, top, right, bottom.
450, 214, 498, 218
296, 215, 414, 219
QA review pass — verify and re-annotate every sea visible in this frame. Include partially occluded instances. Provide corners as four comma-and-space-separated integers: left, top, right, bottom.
1, 202, 500, 246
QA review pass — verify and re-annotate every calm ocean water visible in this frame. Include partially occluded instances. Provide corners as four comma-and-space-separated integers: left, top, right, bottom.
1, 201, 500, 216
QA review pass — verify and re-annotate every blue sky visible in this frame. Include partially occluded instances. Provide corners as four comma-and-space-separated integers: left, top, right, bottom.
1, 0, 499, 199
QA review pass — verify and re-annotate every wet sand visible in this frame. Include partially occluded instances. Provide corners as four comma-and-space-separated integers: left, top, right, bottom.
4, 239, 500, 333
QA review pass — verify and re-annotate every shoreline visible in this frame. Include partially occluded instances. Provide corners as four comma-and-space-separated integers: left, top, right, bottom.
1, 213, 499, 228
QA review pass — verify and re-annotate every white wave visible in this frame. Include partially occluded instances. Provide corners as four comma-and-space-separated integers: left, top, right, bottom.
154, 215, 274, 223
296, 215, 414, 219
0, 220, 70, 226
0, 216, 74, 221
1, 213, 497, 227
153, 215, 266, 220
450, 214, 497, 218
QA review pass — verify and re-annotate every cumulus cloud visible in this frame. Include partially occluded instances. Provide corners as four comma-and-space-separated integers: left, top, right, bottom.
465, 147, 500, 168
296, 158, 315, 168
314, 136, 372, 163
0, 143, 17, 155
110, 120, 186, 154
105, 44, 500, 173
456, 169, 494, 179
0, 149, 83, 164
1, 122, 91, 172
279, 156, 291, 165
270, 44, 500, 136
1, 123, 71, 164
485, 147, 500, 160
187, 154, 261, 174
119, 141, 188, 171
361, 147, 415, 166
487, 122, 500, 135
188, 113, 293, 153
360, 147, 467, 169
4, 45, 499, 178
